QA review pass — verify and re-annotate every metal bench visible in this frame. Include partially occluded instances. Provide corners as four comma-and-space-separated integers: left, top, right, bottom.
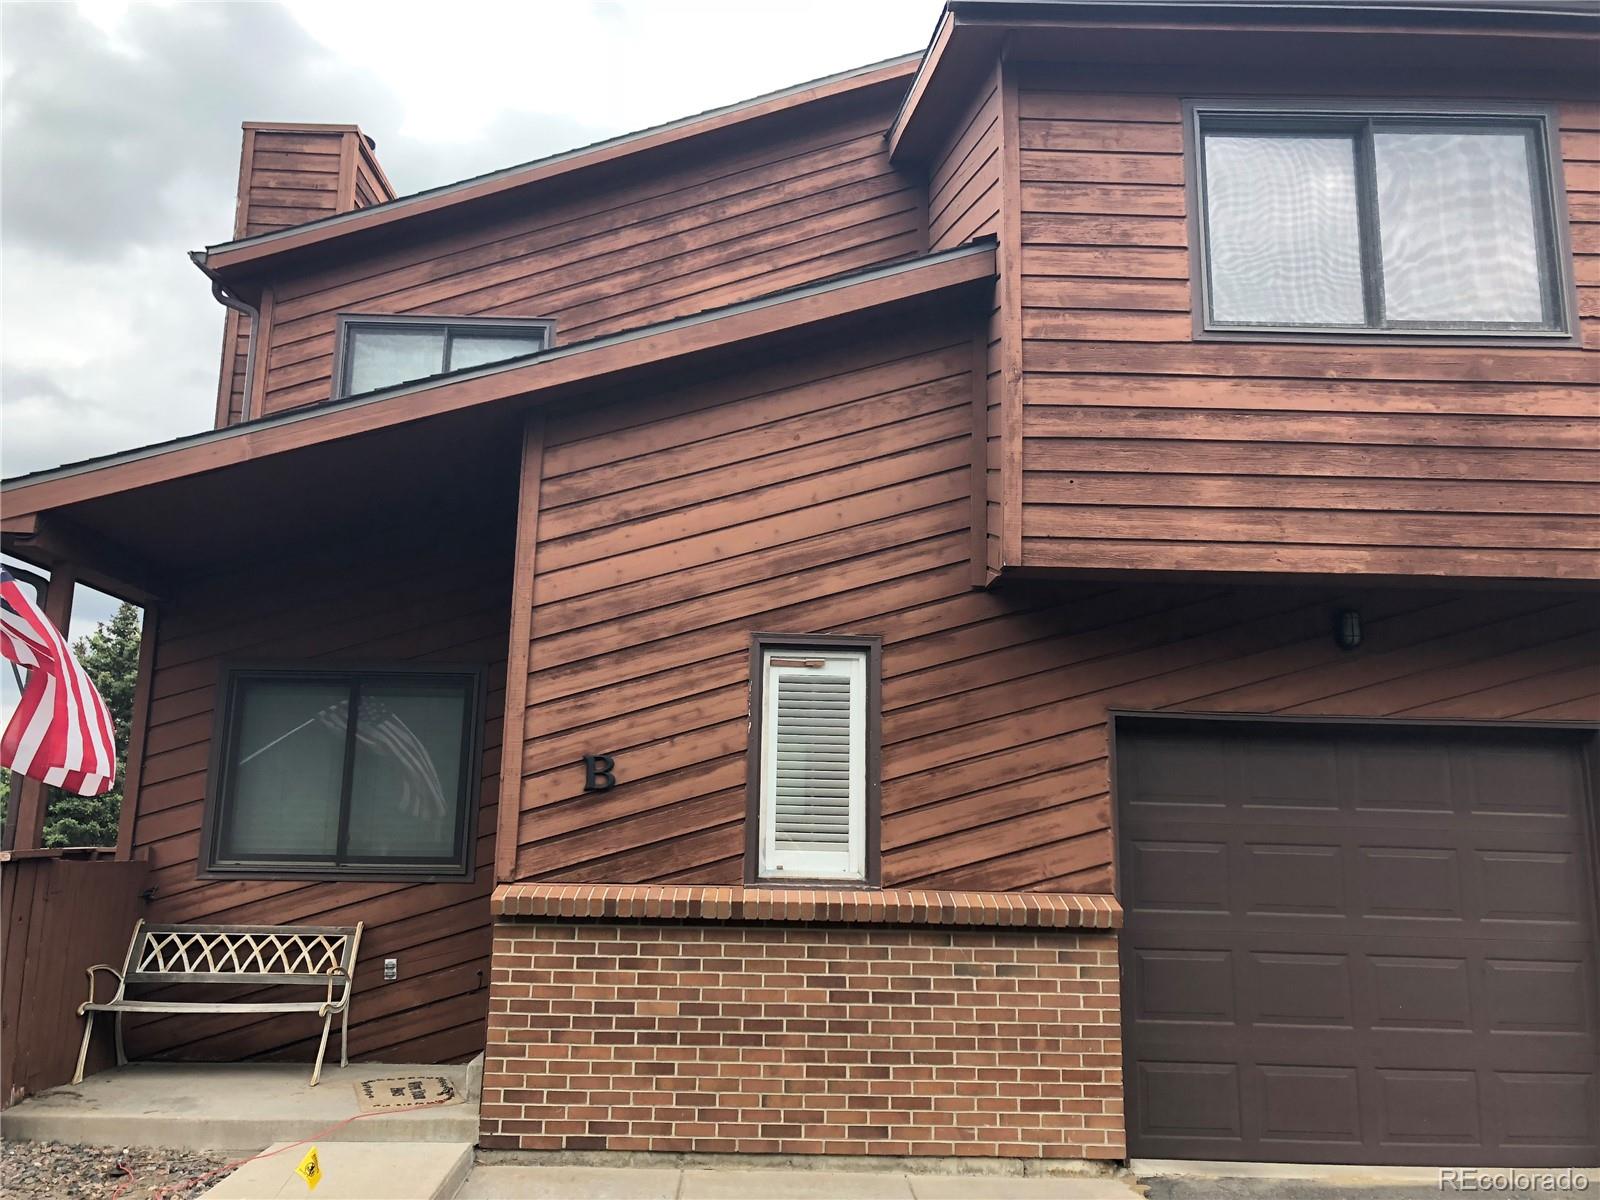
74, 918, 364, 1086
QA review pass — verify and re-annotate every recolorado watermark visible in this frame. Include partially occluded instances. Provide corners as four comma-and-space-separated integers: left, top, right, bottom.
1441, 1168, 1592, 1193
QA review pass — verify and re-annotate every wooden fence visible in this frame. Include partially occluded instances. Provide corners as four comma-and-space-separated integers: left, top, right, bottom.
1, 849, 149, 1107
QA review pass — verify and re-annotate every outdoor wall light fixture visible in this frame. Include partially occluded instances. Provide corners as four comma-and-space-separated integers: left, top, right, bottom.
1335, 609, 1363, 651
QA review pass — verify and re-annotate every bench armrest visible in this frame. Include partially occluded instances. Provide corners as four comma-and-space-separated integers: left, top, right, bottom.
318, 966, 351, 1017
78, 964, 124, 1015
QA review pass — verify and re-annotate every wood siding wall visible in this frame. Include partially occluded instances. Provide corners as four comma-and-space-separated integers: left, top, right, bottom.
510, 311, 1599, 894
925, 64, 1016, 580
2, 854, 150, 1105
216, 125, 393, 426
1014, 68, 1600, 582
256, 88, 926, 416
123, 526, 510, 1065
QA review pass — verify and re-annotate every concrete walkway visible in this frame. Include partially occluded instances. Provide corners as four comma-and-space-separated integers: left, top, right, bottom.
2, 1062, 479, 1150
458, 1164, 1144, 1200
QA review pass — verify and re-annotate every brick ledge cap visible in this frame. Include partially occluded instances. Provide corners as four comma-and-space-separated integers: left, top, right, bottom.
491, 884, 1121, 929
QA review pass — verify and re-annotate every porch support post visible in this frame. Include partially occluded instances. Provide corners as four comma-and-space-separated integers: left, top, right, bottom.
114, 607, 159, 860
494, 411, 545, 883
2, 563, 75, 851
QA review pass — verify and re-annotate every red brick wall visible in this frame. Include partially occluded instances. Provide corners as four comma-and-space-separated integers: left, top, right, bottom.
481, 921, 1123, 1159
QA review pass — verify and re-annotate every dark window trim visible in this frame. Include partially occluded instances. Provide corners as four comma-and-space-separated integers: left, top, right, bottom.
744, 633, 883, 888
1183, 98, 1580, 347
198, 661, 486, 883
332, 314, 557, 400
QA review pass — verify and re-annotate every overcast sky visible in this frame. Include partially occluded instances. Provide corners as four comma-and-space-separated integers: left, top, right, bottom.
0, 0, 937, 642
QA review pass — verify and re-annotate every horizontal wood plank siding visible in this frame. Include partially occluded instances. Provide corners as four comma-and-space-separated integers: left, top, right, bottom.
1015, 72, 1600, 582
926, 68, 1008, 580
239, 129, 349, 238
513, 313, 1598, 895
258, 89, 926, 415
219, 127, 384, 427
124, 526, 510, 1066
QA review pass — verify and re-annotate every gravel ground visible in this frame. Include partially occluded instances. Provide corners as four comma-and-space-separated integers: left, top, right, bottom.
0, 1141, 238, 1200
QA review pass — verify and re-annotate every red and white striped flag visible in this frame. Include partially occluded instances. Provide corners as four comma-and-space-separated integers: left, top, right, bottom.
1, 568, 117, 796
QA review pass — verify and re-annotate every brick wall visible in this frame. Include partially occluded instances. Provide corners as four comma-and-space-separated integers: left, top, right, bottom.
481, 921, 1123, 1159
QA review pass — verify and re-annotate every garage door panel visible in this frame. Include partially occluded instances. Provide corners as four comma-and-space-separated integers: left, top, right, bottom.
1375, 1068, 1482, 1150
1476, 848, 1592, 929
1496, 1072, 1598, 1149
1258, 1065, 1364, 1148
1118, 720, 1599, 1166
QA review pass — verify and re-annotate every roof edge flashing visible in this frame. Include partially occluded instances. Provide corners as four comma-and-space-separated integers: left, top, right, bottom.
5, 240, 997, 500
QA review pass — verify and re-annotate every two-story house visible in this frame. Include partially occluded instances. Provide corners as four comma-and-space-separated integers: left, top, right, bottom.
3, 0, 1596, 1170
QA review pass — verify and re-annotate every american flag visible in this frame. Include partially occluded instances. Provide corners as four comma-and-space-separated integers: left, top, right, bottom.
317, 695, 449, 820
0, 568, 117, 797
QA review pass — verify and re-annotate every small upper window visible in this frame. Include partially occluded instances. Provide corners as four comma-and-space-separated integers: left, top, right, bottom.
337, 317, 554, 397
204, 666, 481, 878
751, 639, 879, 884
1194, 106, 1569, 336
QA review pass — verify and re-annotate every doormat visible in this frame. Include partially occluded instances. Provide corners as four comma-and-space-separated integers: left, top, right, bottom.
353, 1075, 463, 1112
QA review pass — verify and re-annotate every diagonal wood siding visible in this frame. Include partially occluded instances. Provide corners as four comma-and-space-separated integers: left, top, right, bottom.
512, 310, 1599, 893
1015, 67, 1600, 582
123, 525, 511, 1066
257, 86, 926, 416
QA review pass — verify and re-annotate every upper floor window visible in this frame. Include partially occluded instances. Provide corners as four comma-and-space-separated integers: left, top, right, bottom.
1191, 104, 1571, 338
336, 316, 555, 397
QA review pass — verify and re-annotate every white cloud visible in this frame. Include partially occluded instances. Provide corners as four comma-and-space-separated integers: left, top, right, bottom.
1, 0, 938, 483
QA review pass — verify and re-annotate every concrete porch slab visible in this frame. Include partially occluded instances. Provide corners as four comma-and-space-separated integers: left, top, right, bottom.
202, 1141, 474, 1199
0, 1062, 478, 1151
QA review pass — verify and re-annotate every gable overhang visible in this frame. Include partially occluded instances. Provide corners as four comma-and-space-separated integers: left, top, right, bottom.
2, 242, 997, 594
888, 0, 1600, 162
195, 53, 923, 285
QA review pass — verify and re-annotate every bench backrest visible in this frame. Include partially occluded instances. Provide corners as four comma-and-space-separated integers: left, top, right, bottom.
123, 921, 362, 986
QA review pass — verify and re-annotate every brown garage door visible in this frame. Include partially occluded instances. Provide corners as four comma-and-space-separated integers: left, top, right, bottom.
1117, 719, 1599, 1167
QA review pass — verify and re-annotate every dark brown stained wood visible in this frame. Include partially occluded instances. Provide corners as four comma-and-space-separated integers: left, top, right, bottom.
115, 610, 160, 860
205, 56, 921, 276
496, 414, 544, 883
352, 137, 396, 210
509, 312, 1600, 894
924, 60, 1010, 580
996, 60, 1024, 572
216, 124, 389, 428
120, 520, 510, 1065
1, 855, 150, 1105
9, 244, 996, 520
926, 72, 1002, 252
254, 93, 928, 416
1014, 73, 1600, 583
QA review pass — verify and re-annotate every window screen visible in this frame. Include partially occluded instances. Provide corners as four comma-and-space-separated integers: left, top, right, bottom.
1196, 109, 1566, 335
208, 667, 479, 877
756, 646, 868, 882
340, 319, 552, 396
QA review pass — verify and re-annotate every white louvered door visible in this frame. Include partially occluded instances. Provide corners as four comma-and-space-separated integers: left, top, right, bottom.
758, 647, 866, 881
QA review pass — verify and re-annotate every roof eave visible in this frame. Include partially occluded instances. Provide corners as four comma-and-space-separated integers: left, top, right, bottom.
5, 241, 998, 518
196, 52, 924, 277
888, 0, 1600, 162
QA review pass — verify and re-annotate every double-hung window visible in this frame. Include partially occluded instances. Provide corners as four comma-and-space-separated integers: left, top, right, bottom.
203, 665, 482, 879
336, 316, 555, 397
1192, 104, 1572, 337
749, 637, 880, 884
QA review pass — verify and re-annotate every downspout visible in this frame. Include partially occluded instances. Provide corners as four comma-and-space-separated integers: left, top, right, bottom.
189, 251, 259, 423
